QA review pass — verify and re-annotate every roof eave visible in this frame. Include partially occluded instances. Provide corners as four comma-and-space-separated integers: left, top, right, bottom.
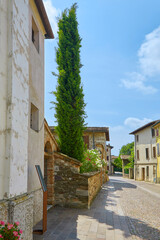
34, 0, 54, 39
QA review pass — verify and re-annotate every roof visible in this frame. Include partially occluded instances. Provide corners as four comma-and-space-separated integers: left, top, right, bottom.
106, 144, 114, 149
111, 155, 118, 160
84, 127, 110, 141
152, 120, 160, 128
129, 120, 158, 135
34, 0, 54, 39
120, 155, 130, 160
49, 126, 110, 141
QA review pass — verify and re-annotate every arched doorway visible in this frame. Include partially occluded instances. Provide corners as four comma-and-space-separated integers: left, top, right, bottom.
44, 141, 54, 206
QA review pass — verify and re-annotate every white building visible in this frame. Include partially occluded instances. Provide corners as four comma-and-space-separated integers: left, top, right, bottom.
130, 121, 158, 183
0, 0, 54, 239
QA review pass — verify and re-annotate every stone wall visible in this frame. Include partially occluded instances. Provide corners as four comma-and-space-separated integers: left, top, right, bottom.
32, 188, 43, 226
0, 200, 8, 222
54, 152, 104, 208
0, 194, 33, 240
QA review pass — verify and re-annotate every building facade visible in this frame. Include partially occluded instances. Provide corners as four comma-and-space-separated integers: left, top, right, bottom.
83, 127, 110, 162
0, 1, 53, 239
130, 121, 157, 183
152, 121, 160, 183
106, 144, 114, 174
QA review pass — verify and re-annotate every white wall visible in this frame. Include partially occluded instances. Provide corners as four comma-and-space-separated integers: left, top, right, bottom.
134, 127, 157, 182
27, 5, 45, 192
135, 127, 156, 164
0, 0, 30, 199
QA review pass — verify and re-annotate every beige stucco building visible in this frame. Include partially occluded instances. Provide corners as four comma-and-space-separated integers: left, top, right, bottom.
130, 121, 158, 183
83, 127, 110, 161
0, 0, 54, 239
106, 144, 114, 174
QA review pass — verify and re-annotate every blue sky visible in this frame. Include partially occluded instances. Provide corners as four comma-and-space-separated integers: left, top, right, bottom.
44, 0, 160, 155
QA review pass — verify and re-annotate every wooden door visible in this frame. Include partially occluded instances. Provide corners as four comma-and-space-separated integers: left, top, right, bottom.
142, 168, 145, 181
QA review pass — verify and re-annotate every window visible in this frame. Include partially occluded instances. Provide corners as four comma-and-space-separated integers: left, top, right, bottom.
30, 103, 39, 131
146, 148, 149, 159
32, 18, 39, 52
137, 150, 139, 160
146, 166, 149, 177
152, 128, 155, 137
153, 147, 156, 158
136, 135, 139, 142
83, 136, 89, 148
107, 156, 109, 160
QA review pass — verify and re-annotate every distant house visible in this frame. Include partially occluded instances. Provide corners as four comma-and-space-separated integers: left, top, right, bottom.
83, 127, 110, 161
50, 126, 110, 162
152, 121, 160, 183
106, 144, 114, 174
130, 121, 158, 183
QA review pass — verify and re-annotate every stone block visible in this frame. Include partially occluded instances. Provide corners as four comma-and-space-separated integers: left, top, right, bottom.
76, 188, 89, 196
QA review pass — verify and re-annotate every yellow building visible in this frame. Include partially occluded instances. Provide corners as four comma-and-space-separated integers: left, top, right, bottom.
152, 121, 160, 183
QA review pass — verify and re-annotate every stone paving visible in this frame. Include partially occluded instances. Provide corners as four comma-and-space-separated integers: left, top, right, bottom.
33, 175, 160, 240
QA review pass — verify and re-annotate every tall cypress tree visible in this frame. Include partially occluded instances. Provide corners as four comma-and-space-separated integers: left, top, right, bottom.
53, 3, 86, 161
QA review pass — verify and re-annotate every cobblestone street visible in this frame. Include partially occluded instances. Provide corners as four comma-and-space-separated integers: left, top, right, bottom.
33, 175, 160, 240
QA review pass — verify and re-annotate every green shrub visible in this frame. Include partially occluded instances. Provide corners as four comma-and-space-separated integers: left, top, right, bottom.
80, 149, 105, 173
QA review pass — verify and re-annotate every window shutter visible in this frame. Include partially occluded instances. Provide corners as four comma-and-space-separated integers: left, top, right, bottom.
157, 143, 159, 156
83, 136, 89, 148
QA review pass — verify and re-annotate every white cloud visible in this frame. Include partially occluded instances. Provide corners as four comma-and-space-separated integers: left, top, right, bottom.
110, 125, 124, 132
110, 117, 153, 155
43, 0, 61, 37
121, 72, 158, 95
121, 26, 160, 94
138, 26, 160, 77
124, 117, 152, 129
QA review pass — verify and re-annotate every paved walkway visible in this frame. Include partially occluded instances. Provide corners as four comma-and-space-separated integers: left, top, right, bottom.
33, 175, 160, 240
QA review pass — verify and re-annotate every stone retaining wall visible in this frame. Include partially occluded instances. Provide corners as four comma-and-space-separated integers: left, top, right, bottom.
0, 193, 33, 240
54, 152, 105, 208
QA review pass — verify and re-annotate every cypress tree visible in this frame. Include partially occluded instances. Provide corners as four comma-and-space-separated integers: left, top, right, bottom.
52, 3, 86, 161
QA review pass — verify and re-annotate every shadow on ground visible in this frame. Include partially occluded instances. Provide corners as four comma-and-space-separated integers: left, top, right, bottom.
33, 175, 160, 240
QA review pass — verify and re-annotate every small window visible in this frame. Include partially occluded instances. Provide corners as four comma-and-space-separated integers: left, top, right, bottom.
136, 135, 139, 142
153, 147, 156, 158
30, 103, 39, 131
146, 148, 149, 160
146, 166, 149, 177
137, 150, 139, 160
32, 18, 39, 52
107, 156, 109, 160
152, 128, 155, 137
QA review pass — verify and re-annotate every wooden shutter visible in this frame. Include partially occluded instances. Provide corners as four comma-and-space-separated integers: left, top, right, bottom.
137, 150, 139, 160
157, 143, 159, 156
83, 136, 89, 148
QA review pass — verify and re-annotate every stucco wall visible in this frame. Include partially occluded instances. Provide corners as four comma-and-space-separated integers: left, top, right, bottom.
135, 127, 156, 164
27, 3, 45, 194
0, 0, 30, 199
134, 127, 157, 182
0, 1, 8, 200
